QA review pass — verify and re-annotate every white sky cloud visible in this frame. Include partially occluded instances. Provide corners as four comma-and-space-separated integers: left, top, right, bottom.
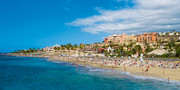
68, 0, 180, 34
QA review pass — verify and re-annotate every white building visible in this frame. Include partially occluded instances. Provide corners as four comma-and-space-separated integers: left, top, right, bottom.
53, 44, 60, 47
159, 32, 166, 36
107, 46, 113, 53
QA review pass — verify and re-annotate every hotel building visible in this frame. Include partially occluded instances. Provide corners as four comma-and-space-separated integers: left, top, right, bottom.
136, 32, 158, 43
104, 33, 137, 45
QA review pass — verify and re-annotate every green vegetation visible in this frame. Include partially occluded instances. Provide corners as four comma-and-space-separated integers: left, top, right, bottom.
13, 48, 42, 53
175, 44, 180, 58
145, 45, 154, 53
104, 43, 144, 57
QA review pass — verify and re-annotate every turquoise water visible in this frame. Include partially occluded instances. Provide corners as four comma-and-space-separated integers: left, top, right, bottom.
0, 56, 180, 90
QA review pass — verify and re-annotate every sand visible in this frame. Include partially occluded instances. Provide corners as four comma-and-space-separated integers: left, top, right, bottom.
9, 53, 180, 81
49, 56, 180, 81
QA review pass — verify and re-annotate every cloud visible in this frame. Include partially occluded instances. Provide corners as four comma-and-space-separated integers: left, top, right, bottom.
68, 0, 180, 34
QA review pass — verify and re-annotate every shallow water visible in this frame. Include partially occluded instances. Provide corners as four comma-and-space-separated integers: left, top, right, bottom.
0, 56, 180, 90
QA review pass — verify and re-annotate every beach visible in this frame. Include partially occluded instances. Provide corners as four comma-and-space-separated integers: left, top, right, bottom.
2, 55, 180, 90
9, 53, 180, 82
47, 54, 180, 82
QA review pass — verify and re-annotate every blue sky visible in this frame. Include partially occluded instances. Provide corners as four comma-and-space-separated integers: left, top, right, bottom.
0, 0, 179, 52
0, 0, 132, 52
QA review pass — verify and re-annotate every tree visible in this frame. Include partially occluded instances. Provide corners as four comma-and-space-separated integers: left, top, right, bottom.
40, 49, 43, 51
173, 29, 175, 32
61, 45, 65, 50
102, 44, 107, 48
145, 46, 154, 53
71, 46, 74, 50
102, 41, 105, 44
168, 39, 175, 50
104, 50, 108, 56
114, 45, 124, 57
66, 46, 70, 50
175, 44, 180, 58
157, 39, 162, 48
29, 48, 33, 53
126, 51, 132, 56
134, 45, 142, 55
123, 44, 126, 47
126, 43, 133, 50
68, 43, 72, 47
74, 44, 78, 48
54, 47, 57, 50
132, 48, 136, 54
29, 48, 31, 51
79, 43, 84, 50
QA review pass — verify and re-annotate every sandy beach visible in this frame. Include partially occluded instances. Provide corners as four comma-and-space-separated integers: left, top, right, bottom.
48, 55, 180, 82
8, 53, 180, 82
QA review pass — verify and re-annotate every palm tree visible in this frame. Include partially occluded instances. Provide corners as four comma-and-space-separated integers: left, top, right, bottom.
175, 44, 180, 58
127, 43, 133, 50
54, 47, 57, 50
102, 41, 105, 44
74, 44, 78, 48
168, 38, 175, 50
33, 48, 36, 51
166, 32, 169, 36
134, 45, 142, 55
157, 39, 162, 48
68, 43, 72, 47
29, 48, 32, 53
61, 45, 65, 50
79, 43, 84, 50
173, 29, 175, 32
114, 45, 124, 57
29, 48, 31, 51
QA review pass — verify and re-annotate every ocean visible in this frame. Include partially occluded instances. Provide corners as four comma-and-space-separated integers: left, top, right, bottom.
0, 55, 180, 90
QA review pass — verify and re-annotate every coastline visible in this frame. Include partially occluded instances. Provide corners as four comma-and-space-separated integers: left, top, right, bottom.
8, 53, 180, 82
49, 56, 180, 82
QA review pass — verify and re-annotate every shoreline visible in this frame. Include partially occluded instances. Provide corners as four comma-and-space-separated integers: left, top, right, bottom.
48, 56, 180, 82
8, 53, 180, 82
48, 58, 180, 86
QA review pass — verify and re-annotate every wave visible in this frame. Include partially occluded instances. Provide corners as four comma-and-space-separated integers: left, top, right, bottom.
46, 59, 180, 88
87, 66, 180, 87
89, 68, 106, 72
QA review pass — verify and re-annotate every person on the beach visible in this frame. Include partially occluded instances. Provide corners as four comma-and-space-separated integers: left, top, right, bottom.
145, 65, 149, 76
145, 65, 149, 72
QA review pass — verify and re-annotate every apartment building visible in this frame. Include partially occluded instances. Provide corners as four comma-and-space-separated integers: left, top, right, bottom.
104, 33, 136, 45
137, 32, 158, 43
